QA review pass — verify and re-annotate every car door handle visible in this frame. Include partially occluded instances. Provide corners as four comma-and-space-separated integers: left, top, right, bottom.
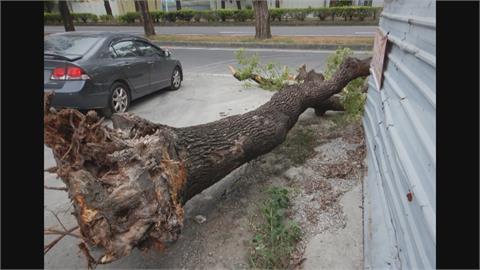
147, 61, 154, 64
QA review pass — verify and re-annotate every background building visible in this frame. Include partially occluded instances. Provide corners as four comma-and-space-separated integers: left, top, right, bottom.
60, 0, 383, 16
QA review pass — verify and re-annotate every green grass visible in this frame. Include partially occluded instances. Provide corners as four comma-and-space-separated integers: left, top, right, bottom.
277, 126, 317, 165
249, 187, 301, 269
149, 34, 374, 46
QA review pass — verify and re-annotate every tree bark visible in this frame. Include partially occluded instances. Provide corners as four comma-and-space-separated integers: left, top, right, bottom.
44, 57, 371, 265
134, 1, 144, 24
253, 0, 271, 40
138, 0, 156, 36
59, 0, 75, 32
104, 0, 113, 16
176, 0, 182, 10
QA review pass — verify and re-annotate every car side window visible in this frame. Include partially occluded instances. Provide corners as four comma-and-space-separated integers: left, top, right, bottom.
135, 41, 160, 57
111, 41, 138, 58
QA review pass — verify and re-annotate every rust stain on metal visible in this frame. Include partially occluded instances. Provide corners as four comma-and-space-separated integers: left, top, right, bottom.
406, 191, 414, 202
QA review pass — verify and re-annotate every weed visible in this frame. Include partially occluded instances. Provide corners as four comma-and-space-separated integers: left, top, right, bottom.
276, 126, 317, 165
249, 187, 301, 269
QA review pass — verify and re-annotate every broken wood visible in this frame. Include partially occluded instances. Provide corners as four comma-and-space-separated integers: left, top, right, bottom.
44, 57, 371, 265
228, 64, 345, 115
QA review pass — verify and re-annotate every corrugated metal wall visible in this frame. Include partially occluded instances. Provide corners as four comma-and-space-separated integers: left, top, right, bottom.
363, 0, 435, 269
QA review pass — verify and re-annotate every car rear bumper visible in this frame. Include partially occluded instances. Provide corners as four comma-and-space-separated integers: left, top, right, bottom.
44, 80, 109, 110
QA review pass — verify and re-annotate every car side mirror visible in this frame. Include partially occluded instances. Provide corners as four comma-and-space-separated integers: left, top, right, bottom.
164, 49, 171, 57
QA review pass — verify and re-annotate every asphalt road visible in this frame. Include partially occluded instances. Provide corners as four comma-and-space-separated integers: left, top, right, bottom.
44, 25, 377, 36
168, 46, 371, 75
44, 47, 371, 269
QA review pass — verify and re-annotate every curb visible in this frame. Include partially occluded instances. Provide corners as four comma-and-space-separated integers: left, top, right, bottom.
152, 41, 373, 51
44, 21, 379, 27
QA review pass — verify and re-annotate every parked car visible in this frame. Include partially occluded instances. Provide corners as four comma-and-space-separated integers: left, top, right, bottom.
44, 32, 183, 117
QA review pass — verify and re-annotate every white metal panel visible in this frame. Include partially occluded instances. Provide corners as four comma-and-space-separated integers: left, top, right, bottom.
363, 0, 435, 269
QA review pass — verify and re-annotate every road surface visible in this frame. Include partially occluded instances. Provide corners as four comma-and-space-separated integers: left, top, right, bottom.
168, 46, 370, 75
44, 25, 377, 36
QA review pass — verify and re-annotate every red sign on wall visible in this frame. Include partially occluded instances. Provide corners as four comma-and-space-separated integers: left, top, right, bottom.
371, 28, 388, 90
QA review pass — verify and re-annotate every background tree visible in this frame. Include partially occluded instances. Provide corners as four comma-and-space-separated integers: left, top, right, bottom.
138, 0, 155, 36
176, 0, 182, 10
104, 0, 113, 16
58, 0, 75, 32
134, 1, 144, 23
253, 0, 271, 40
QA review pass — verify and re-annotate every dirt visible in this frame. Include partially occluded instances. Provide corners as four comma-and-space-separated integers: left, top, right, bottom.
45, 109, 366, 269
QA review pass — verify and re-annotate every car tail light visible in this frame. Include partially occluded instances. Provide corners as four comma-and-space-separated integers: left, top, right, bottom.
50, 66, 90, 80
51, 67, 66, 80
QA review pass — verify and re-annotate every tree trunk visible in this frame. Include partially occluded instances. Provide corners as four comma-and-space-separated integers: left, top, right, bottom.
104, 0, 113, 16
176, 0, 182, 10
236, 0, 242, 9
59, 0, 75, 32
44, 57, 371, 265
134, 1, 144, 23
138, 0, 156, 36
253, 0, 271, 40
275, 0, 280, 8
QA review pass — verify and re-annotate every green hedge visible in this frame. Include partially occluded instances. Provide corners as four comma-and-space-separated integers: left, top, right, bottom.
232, 9, 254, 22
44, 13, 62, 24
71, 13, 98, 23
118, 12, 140, 23
176, 10, 196, 22
270, 6, 381, 21
99, 14, 115, 22
44, 7, 381, 25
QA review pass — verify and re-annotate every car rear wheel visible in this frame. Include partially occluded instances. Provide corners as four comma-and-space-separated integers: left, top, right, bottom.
169, 66, 182, 90
102, 82, 130, 118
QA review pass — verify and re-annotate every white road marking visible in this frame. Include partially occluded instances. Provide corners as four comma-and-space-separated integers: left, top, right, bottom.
174, 33, 204, 36
219, 31, 255, 34
354, 31, 376, 35
186, 73, 232, 77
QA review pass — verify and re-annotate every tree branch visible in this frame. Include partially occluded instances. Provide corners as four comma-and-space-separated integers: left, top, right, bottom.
44, 226, 79, 254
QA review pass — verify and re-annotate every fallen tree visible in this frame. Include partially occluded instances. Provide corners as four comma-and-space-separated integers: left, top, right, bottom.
44, 56, 371, 267
229, 63, 345, 116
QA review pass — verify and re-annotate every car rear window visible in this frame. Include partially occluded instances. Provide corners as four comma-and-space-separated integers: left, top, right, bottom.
44, 35, 101, 56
